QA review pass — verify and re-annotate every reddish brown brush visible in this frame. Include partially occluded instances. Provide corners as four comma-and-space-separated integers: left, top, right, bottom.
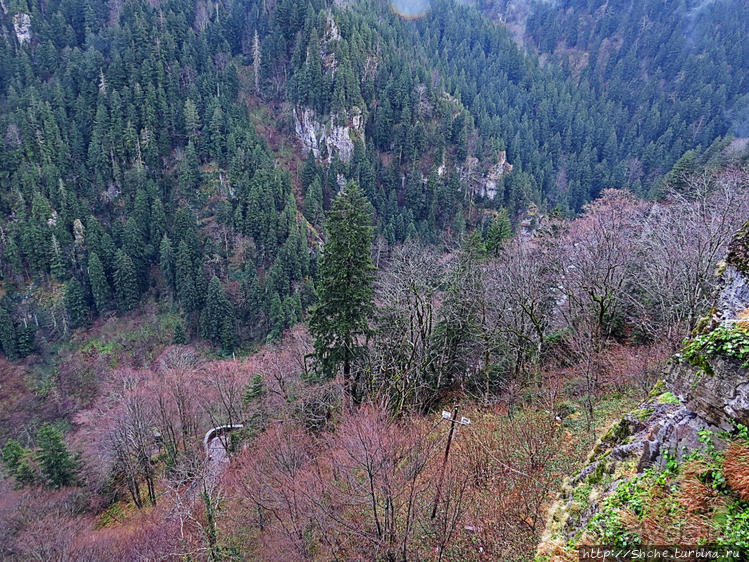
724, 442, 749, 501
679, 459, 715, 514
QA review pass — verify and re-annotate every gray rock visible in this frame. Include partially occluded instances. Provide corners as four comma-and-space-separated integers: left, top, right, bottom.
294, 106, 364, 164
13, 12, 31, 45
716, 264, 749, 326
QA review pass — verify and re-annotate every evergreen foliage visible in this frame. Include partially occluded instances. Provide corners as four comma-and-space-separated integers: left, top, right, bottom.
35, 423, 79, 488
200, 276, 235, 350
0, 0, 745, 358
309, 182, 375, 386
113, 250, 140, 313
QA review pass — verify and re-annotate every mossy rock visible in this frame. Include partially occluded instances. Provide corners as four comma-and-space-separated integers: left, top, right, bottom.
727, 220, 749, 275
656, 392, 680, 405
631, 408, 655, 422
602, 419, 631, 444
648, 380, 666, 399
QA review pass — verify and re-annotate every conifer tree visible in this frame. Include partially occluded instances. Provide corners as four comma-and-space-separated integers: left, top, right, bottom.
16, 323, 36, 358
309, 181, 374, 389
159, 235, 175, 289
35, 423, 78, 489
88, 252, 112, 314
200, 276, 234, 348
175, 241, 198, 312
64, 278, 89, 328
184, 98, 201, 143
0, 306, 18, 360
179, 140, 201, 195
113, 249, 140, 312
50, 235, 66, 280
122, 217, 146, 286
2, 438, 35, 487
209, 105, 224, 162
303, 177, 324, 226
150, 199, 167, 248
173, 321, 187, 345
485, 209, 512, 256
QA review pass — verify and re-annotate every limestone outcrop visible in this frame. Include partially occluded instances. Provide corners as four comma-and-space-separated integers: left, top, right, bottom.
294, 106, 364, 164
13, 12, 31, 45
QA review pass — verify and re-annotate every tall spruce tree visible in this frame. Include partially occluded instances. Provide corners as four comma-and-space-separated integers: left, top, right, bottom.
308, 181, 374, 390
200, 276, 234, 348
64, 278, 89, 329
35, 423, 78, 489
159, 235, 175, 290
0, 306, 18, 360
113, 250, 140, 312
175, 241, 198, 312
88, 252, 112, 314
485, 209, 512, 256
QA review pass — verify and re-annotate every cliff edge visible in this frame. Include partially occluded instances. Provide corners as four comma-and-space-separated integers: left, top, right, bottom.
538, 222, 749, 561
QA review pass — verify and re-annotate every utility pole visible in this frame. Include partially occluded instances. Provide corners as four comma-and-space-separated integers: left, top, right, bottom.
431, 406, 471, 520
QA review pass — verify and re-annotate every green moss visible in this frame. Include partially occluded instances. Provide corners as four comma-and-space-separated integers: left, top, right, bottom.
656, 392, 680, 405
692, 307, 717, 336
587, 461, 612, 486
569, 482, 594, 516
631, 408, 655, 422
602, 419, 631, 444
648, 380, 666, 399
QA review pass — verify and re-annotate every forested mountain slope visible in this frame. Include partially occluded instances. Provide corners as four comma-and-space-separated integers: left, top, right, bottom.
485, 0, 749, 186
1, 0, 747, 357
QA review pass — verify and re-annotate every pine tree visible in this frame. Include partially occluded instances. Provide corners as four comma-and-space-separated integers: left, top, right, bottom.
2, 438, 24, 473
2, 438, 36, 487
303, 177, 324, 226
301, 151, 318, 191
150, 199, 167, 248
243, 373, 265, 403
50, 235, 66, 280
159, 235, 175, 289
200, 276, 233, 347
209, 105, 224, 161
88, 252, 112, 314
485, 209, 512, 256
179, 140, 201, 195
16, 322, 36, 358
0, 306, 18, 360
173, 321, 187, 345
64, 278, 89, 329
308, 181, 374, 388
113, 249, 140, 312
184, 98, 201, 143
175, 241, 198, 312
122, 217, 146, 287
220, 315, 235, 352
35, 423, 78, 488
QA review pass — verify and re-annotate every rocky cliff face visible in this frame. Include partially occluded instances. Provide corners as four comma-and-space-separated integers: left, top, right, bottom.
294, 106, 364, 164
12, 12, 31, 45
538, 222, 749, 558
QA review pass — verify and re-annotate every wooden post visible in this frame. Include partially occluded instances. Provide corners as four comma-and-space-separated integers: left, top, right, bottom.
431, 406, 459, 520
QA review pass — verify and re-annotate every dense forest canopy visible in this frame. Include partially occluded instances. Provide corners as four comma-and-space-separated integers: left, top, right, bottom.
0, 0, 747, 356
